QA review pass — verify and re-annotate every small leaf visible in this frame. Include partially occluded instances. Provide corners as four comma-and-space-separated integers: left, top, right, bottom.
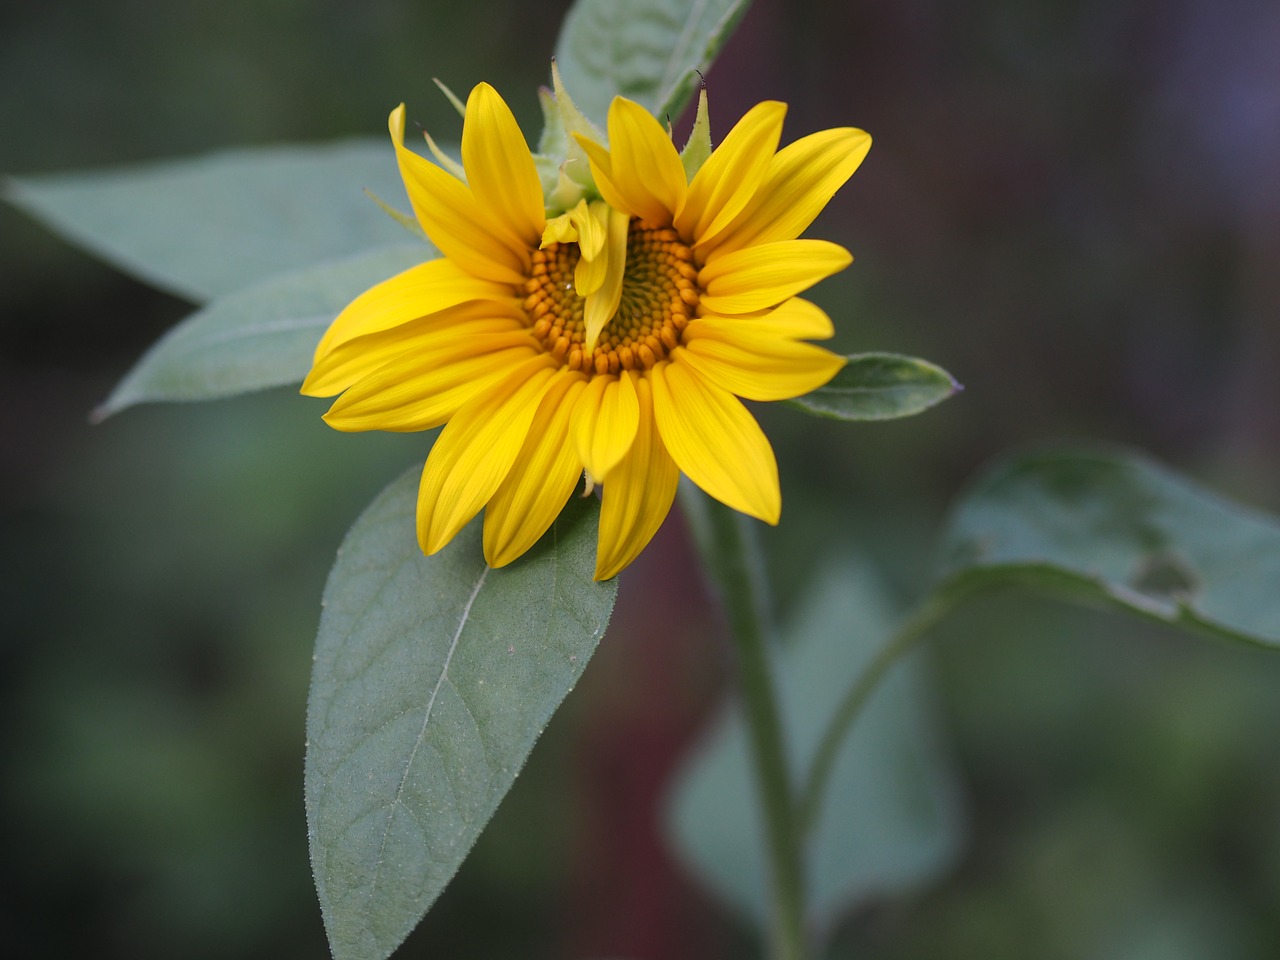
668, 557, 963, 938
306, 471, 617, 960
554, 0, 753, 125
936, 447, 1280, 645
4, 139, 408, 302
787, 352, 961, 421
94, 244, 432, 420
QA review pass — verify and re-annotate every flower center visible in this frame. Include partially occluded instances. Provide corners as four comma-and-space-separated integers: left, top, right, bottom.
523, 220, 700, 376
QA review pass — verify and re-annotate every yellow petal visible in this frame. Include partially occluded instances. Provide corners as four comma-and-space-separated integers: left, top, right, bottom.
461, 83, 546, 248
305, 301, 525, 396
582, 204, 630, 351
676, 323, 846, 401
675, 101, 786, 245
483, 373, 588, 567
574, 98, 686, 224
417, 355, 559, 553
698, 240, 852, 315
749, 297, 836, 339
649, 360, 780, 523
576, 199, 609, 260
697, 297, 836, 340
571, 372, 640, 480
572, 133, 637, 219
323, 343, 535, 432
389, 104, 530, 285
573, 250, 607, 299
702, 127, 872, 255
594, 376, 680, 580
571, 200, 612, 297
541, 209, 580, 247
605, 97, 687, 222
307, 258, 515, 375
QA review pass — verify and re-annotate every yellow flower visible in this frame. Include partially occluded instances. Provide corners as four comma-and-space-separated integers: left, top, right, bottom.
302, 82, 871, 580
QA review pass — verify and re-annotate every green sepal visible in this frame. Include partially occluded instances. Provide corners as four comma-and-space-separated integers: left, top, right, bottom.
362, 188, 428, 241
681, 88, 713, 180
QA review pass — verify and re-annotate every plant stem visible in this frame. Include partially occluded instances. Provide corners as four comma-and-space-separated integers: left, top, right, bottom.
797, 587, 967, 836
682, 489, 806, 960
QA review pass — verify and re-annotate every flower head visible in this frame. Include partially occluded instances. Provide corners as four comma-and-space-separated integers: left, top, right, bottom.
303, 81, 871, 580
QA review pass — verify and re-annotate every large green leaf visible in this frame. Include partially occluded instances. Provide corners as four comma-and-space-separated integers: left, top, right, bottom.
668, 557, 963, 938
936, 448, 1280, 645
4, 139, 407, 302
554, 0, 753, 124
787, 352, 962, 422
94, 244, 432, 420
306, 471, 617, 960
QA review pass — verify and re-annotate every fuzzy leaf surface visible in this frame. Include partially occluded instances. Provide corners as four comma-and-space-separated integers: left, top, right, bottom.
936, 448, 1280, 645
668, 557, 963, 937
555, 0, 753, 124
787, 352, 961, 421
96, 244, 431, 419
5, 139, 406, 302
306, 473, 616, 960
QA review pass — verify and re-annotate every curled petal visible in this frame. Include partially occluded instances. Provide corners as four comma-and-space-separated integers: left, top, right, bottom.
582, 204, 630, 352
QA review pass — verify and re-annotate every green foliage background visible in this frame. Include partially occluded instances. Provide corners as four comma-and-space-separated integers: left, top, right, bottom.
3, 0, 1280, 958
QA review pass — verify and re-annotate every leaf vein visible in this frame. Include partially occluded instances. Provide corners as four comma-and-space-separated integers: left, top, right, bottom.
368, 565, 490, 883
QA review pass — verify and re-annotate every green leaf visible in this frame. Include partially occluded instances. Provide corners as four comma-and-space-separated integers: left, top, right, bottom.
787, 352, 962, 421
936, 448, 1280, 645
4, 139, 408, 302
306, 472, 617, 960
93, 244, 432, 420
554, 0, 753, 125
668, 557, 963, 938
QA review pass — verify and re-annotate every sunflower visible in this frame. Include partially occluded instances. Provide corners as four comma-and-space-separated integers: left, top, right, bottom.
302, 80, 871, 580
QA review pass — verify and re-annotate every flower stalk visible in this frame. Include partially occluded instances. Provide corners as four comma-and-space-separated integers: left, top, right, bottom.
682, 487, 807, 960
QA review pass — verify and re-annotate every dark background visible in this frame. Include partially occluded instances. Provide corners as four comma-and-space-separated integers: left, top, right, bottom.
3, 0, 1280, 957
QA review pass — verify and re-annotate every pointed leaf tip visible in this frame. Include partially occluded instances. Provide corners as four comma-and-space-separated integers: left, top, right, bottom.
787, 352, 961, 421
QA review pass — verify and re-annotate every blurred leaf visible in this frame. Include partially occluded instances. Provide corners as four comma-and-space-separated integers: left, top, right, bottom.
668, 557, 963, 938
936, 448, 1280, 645
787, 352, 961, 421
94, 244, 433, 420
554, 0, 752, 124
4, 139, 408, 302
306, 472, 617, 960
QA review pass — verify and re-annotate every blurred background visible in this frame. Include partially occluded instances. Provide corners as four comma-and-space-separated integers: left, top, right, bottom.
3, 0, 1279, 957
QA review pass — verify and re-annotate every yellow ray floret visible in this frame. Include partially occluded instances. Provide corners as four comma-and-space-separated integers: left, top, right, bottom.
303, 81, 871, 579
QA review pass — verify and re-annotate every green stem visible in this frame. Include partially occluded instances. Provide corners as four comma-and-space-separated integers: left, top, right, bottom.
682, 488, 806, 960
798, 586, 972, 836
